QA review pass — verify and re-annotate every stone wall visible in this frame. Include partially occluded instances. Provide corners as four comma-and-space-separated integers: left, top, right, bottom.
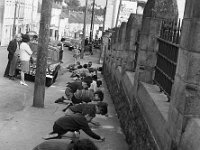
100, 0, 200, 150
103, 65, 158, 150
103, 0, 200, 149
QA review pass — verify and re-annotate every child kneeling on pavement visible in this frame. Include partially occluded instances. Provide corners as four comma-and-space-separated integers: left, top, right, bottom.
55, 78, 92, 104
63, 102, 107, 116
43, 106, 105, 141
63, 102, 108, 126
71, 89, 104, 104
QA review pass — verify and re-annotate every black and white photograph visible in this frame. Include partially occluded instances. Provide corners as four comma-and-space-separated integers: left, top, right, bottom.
0, 0, 196, 150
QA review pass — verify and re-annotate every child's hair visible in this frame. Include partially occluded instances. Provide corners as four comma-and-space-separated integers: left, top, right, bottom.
97, 102, 108, 115
88, 61, 92, 67
71, 139, 98, 150
77, 65, 83, 69
33, 35, 38, 40
94, 90, 104, 101
92, 75, 97, 81
83, 64, 88, 68
96, 80, 102, 87
97, 67, 102, 71
82, 76, 93, 84
82, 77, 92, 87
82, 106, 96, 117
61, 38, 65, 42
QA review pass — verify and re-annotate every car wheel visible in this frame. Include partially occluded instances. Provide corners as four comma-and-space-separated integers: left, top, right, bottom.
46, 77, 54, 87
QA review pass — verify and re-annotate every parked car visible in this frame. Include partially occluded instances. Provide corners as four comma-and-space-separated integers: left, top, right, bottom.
16, 42, 61, 87
62, 37, 81, 51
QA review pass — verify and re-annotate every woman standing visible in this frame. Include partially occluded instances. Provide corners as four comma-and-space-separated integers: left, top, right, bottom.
19, 34, 33, 86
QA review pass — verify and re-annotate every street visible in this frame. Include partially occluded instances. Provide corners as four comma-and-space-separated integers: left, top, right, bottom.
0, 46, 72, 128
0, 47, 34, 118
0, 46, 129, 150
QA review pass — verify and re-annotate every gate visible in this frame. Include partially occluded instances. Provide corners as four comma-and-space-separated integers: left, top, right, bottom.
154, 19, 181, 101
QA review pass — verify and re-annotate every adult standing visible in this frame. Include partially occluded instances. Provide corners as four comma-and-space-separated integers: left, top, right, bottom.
19, 34, 33, 86
85, 38, 89, 46
4, 34, 22, 78
59, 38, 65, 63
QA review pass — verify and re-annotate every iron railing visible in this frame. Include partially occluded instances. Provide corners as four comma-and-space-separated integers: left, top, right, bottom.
154, 19, 181, 101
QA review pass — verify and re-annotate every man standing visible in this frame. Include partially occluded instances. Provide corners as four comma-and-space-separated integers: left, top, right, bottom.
4, 34, 22, 78
59, 38, 65, 63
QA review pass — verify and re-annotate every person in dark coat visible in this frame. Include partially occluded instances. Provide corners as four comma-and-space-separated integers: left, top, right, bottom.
4, 34, 22, 78
63, 102, 108, 116
85, 38, 89, 46
43, 107, 105, 141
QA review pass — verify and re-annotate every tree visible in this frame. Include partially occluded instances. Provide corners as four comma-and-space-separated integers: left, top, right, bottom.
65, 0, 80, 10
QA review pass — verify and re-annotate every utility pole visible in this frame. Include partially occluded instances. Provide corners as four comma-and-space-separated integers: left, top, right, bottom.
115, 0, 122, 27
33, 0, 53, 107
98, 0, 108, 64
80, 0, 88, 59
89, 0, 95, 43
12, 0, 18, 38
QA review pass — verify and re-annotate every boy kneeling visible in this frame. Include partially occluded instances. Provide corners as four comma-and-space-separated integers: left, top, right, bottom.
43, 106, 105, 141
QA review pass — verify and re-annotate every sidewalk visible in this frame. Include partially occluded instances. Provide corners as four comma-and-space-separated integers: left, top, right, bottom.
0, 49, 129, 150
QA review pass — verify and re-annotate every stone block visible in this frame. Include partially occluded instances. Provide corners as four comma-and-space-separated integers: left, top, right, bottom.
121, 71, 136, 103
179, 119, 200, 150
139, 34, 150, 51
170, 75, 186, 114
177, 49, 200, 82
115, 66, 122, 85
180, 19, 192, 51
149, 18, 162, 35
118, 22, 127, 42
137, 82, 170, 149
170, 78, 200, 117
141, 17, 151, 34
146, 51, 157, 67
159, 130, 172, 150
185, 52, 200, 85
111, 62, 115, 73
184, 84, 200, 115
127, 30, 138, 51
176, 49, 189, 80
137, 50, 147, 66
136, 66, 154, 84
168, 106, 183, 143
147, 35, 158, 52
125, 51, 136, 71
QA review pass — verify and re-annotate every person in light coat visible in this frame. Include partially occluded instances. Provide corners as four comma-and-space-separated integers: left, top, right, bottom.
19, 34, 33, 86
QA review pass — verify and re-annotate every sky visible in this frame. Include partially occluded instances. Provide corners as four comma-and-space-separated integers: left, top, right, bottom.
177, 0, 186, 19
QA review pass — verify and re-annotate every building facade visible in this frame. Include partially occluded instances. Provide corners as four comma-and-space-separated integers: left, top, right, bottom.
66, 11, 103, 40
104, 0, 146, 29
49, 2, 62, 41
0, 0, 38, 46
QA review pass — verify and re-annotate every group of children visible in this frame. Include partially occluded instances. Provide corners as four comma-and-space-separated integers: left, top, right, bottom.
33, 61, 107, 150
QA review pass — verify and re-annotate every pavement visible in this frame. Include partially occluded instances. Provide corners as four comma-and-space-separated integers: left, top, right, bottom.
0, 47, 129, 150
